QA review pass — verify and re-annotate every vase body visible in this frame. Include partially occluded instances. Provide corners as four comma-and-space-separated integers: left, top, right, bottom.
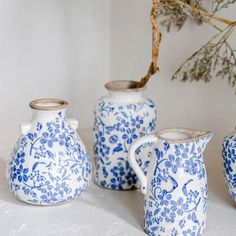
222, 130, 236, 203
7, 99, 92, 205
93, 80, 157, 190
129, 128, 212, 236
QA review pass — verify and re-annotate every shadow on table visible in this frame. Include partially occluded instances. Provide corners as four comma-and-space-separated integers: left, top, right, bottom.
81, 183, 144, 232
0, 157, 27, 206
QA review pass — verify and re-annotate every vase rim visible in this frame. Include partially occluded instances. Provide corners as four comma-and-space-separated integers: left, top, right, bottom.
29, 98, 68, 111
157, 128, 213, 144
105, 80, 146, 92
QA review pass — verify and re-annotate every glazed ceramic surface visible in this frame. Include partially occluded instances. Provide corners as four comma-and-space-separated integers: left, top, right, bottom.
129, 128, 212, 236
7, 99, 92, 205
222, 130, 236, 203
94, 80, 157, 190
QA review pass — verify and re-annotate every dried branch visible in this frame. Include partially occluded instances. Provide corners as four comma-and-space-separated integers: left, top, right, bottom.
137, 0, 162, 88
172, 24, 236, 90
158, 0, 204, 31
158, 0, 234, 30
212, 0, 236, 13
136, 0, 236, 92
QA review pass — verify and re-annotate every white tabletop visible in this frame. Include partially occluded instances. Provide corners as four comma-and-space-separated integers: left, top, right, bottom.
0, 129, 235, 236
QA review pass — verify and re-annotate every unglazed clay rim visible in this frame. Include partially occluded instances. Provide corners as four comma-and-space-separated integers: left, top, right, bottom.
105, 80, 146, 92
29, 98, 68, 111
157, 128, 213, 144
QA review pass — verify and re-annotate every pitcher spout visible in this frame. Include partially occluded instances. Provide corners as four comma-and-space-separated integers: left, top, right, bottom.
196, 131, 213, 153
157, 128, 213, 153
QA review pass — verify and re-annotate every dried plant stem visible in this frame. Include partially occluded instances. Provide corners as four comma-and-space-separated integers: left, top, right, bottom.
174, 0, 235, 26
137, 0, 162, 88
208, 23, 235, 44
205, 19, 223, 32
194, 8, 234, 25
221, 25, 235, 41
137, 0, 235, 89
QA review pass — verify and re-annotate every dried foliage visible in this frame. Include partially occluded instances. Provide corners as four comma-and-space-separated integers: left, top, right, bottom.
172, 26, 236, 88
137, 0, 236, 91
157, 0, 236, 91
212, 0, 236, 13
157, 0, 204, 31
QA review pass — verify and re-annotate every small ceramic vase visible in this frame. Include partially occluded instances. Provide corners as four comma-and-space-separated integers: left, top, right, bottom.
222, 129, 236, 203
93, 80, 157, 190
129, 128, 212, 236
6, 98, 92, 205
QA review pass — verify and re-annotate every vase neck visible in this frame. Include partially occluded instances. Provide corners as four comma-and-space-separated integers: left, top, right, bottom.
108, 91, 144, 103
30, 109, 66, 123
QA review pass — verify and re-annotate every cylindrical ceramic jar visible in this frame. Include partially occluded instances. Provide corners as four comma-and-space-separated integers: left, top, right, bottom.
7, 98, 92, 205
222, 129, 236, 203
93, 80, 157, 190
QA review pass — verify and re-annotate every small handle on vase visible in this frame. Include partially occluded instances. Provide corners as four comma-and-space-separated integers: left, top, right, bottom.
128, 134, 158, 195
20, 122, 32, 135
68, 118, 79, 130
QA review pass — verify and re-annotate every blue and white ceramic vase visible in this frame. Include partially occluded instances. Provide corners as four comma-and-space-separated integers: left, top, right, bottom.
222, 129, 236, 203
93, 80, 157, 190
129, 128, 212, 236
7, 98, 92, 205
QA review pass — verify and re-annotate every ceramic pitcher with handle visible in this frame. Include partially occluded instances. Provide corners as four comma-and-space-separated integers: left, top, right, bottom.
128, 128, 212, 236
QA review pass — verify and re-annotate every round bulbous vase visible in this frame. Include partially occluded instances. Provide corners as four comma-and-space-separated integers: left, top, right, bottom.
6, 99, 92, 205
93, 80, 157, 190
222, 129, 236, 204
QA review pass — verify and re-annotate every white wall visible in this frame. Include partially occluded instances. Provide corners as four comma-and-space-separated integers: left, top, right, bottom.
110, 0, 236, 146
0, 0, 235, 149
0, 0, 110, 144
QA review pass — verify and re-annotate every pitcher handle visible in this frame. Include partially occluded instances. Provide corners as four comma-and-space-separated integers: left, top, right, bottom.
128, 134, 158, 195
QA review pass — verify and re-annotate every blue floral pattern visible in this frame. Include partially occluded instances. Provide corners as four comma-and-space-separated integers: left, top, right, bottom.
7, 112, 92, 205
143, 135, 211, 236
222, 133, 236, 203
94, 97, 157, 190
